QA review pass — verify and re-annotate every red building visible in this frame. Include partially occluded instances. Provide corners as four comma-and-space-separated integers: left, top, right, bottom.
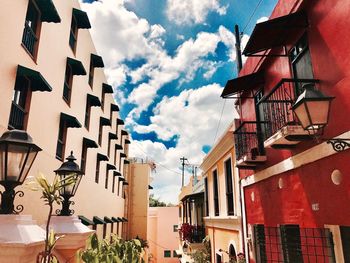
222, 0, 350, 262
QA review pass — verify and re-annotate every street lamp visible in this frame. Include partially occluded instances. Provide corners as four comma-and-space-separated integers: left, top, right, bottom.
0, 130, 41, 214
292, 83, 334, 132
54, 151, 83, 216
292, 84, 350, 152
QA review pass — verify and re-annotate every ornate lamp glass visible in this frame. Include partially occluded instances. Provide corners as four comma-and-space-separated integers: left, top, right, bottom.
292, 83, 335, 132
54, 151, 83, 216
0, 130, 41, 214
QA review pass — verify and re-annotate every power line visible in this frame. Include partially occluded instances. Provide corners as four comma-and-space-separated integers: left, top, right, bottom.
242, 0, 264, 33
212, 99, 226, 145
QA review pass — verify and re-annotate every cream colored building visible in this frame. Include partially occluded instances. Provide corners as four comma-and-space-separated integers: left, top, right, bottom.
147, 207, 180, 263
0, 0, 130, 260
201, 122, 243, 263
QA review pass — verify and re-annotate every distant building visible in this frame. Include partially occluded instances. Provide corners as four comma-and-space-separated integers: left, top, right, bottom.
222, 0, 350, 262
148, 206, 180, 263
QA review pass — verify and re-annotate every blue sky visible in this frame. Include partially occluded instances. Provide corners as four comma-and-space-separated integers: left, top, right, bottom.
81, 0, 278, 203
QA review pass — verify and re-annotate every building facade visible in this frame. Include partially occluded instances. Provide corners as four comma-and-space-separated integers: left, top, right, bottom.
200, 123, 242, 263
148, 206, 180, 263
222, 0, 350, 262
0, 0, 129, 248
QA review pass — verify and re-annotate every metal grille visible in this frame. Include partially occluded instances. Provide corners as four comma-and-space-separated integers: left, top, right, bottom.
8, 102, 26, 130
254, 225, 335, 263
22, 21, 37, 55
259, 79, 319, 140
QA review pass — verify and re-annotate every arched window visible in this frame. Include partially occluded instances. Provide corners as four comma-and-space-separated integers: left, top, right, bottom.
229, 244, 237, 262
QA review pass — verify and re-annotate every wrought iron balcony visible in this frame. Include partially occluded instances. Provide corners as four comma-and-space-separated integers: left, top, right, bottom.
258, 78, 319, 149
8, 102, 26, 130
179, 224, 205, 243
234, 121, 267, 169
22, 21, 37, 56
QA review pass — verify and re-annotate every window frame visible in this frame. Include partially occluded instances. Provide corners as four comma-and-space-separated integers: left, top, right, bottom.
95, 158, 101, 183
88, 59, 94, 87
81, 142, 88, 173
69, 14, 78, 53
84, 99, 91, 129
224, 156, 235, 216
63, 63, 73, 105
212, 169, 220, 216
204, 177, 209, 217
56, 119, 67, 161
164, 250, 171, 258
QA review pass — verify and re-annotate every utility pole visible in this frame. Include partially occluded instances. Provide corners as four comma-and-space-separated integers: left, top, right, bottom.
180, 157, 187, 187
235, 24, 243, 73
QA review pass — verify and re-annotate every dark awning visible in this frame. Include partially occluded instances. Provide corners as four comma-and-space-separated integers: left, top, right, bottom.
103, 83, 114, 94
91, 54, 104, 68
121, 217, 128, 222
17, 65, 52, 92
87, 94, 101, 107
100, 117, 111, 126
104, 216, 114, 224
117, 217, 123, 222
117, 119, 124, 125
106, 164, 116, 171
121, 130, 128, 136
119, 177, 125, 182
72, 8, 91, 29
60, 113, 81, 128
109, 133, 118, 141
93, 216, 106, 225
120, 153, 127, 158
124, 159, 130, 164
243, 11, 308, 56
148, 185, 153, 190
36, 0, 61, 23
115, 144, 123, 150
124, 139, 131, 144
83, 137, 98, 149
97, 153, 109, 162
123, 181, 129, 186
221, 72, 264, 98
181, 192, 204, 202
67, 57, 87, 75
111, 104, 120, 112
114, 171, 121, 177
78, 215, 94, 226
112, 217, 121, 222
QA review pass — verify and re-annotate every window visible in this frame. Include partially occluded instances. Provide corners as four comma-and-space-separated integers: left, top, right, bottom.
101, 84, 114, 111
56, 119, 66, 160
173, 225, 178, 232
290, 34, 314, 95
216, 254, 222, 263
81, 142, 88, 173
213, 170, 219, 216
84, 100, 91, 129
253, 224, 267, 263
95, 157, 101, 183
88, 59, 94, 87
22, 0, 40, 58
105, 168, 109, 189
164, 250, 171, 258
69, 14, 78, 52
340, 226, 350, 261
63, 64, 73, 104
280, 225, 303, 263
173, 250, 178, 257
225, 158, 235, 215
9, 77, 31, 130
204, 177, 209, 216
112, 175, 116, 193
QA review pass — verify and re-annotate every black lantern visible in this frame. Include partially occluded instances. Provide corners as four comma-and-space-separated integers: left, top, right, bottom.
0, 130, 41, 214
54, 151, 83, 216
292, 83, 335, 132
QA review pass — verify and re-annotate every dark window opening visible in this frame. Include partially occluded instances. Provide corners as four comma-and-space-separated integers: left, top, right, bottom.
213, 170, 219, 216
56, 120, 66, 161
340, 226, 350, 262
254, 224, 267, 263
98, 123, 103, 146
112, 175, 116, 193
164, 250, 171, 258
280, 225, 303, 263
95, 159, 101, 183
255, 90, 268, 151
216, 254, 222, 263
225, 158, 234, 215
105, 169, 109, 189
290, 34, 314, 95
229, 244, 237, 262
204, 177, 209, 216
84, 100, 91, 129
101, 90, 106, 110
63, 64, 73, 104
81, 143, 88, 173
9, 77, 31, 130
22, 0, 40, 58
69, 15, 78, 52
88, 59, 94, 87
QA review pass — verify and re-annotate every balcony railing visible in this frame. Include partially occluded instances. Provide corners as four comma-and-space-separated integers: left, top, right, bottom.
179, 224, 205, 243
234, 121, 268, 161
259, 79, 319, 140
22, 21, 37, 56
8, 102, 26, 130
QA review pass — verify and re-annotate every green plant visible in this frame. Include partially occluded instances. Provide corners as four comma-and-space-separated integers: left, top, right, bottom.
79, 233, 145, 263
191, 236, 211, 263
27, 173, 76, 263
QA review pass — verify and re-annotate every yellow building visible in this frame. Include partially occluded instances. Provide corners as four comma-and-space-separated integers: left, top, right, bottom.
0, 0, 131, 261
201, 122, 243, 263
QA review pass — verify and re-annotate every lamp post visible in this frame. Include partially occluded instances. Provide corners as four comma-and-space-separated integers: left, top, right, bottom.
54, 151, 83, 216
0, 130, 41, 214
292, 84, 350, 152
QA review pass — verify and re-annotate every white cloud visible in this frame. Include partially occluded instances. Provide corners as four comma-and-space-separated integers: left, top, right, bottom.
129, 83, 238, 203
166, 0, 228, 25
257, 16, 269, 23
